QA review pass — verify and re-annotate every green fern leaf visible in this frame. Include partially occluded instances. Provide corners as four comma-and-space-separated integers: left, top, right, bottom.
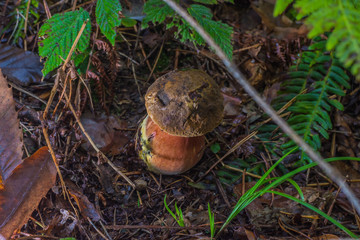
38, 8, 91, 76
96, 0, 122, 46
260, 39, 350, 165
300, 1, 360, 79
273, 0, 360, 79
187, 4, 233, 59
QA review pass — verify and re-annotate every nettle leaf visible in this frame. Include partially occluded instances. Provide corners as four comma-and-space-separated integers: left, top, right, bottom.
96, 0, 122, 46
273, 0, 294, 16
142, 0, 175, 28
38, 8, 91, 76
187, 4, 233, 59
193, 0, 217, 5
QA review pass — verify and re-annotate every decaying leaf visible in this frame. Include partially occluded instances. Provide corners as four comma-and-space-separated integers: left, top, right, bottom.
67, 184, 101, 222
80, 113, 130, 156
0, 44, 43, 86
0, 147, 57, 239
0, 68, 23, 186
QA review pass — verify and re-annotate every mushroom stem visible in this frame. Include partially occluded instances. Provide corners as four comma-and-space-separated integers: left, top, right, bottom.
139, 116, 205, 175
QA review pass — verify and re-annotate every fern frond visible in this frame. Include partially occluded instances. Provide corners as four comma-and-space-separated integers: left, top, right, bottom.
38, 8, 91, 76
270, 39, 350, 163
274, 0, 360, 80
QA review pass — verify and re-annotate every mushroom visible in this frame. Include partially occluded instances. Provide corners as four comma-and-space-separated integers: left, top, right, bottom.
138, 69, 224, 175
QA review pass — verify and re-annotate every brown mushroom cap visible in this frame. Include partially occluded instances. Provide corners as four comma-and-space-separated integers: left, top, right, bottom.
145, 69, 224, 137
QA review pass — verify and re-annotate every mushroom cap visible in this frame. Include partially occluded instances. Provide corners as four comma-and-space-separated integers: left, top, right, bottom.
145, 69, 224, 137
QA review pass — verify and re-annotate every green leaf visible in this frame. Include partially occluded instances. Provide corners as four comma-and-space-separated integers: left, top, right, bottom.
121, 17, 137, 27
273, 0, 294, 16
210, 143, 221, 154
142, 0, 174, 28
38, 8, 91, 76
193, 0, 217, 4
96, 0, 122, 46
187, 4, 233, 59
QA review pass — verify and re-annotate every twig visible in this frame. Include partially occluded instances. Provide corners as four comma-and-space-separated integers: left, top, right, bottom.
42, 126, 66, 197
88, 217, 110, 240
24, 0, 31, 51
147, 39, 165, 82
43, 0, 52, 19
132, 62, 143, 102
324, 186, 342, 225
213, 171, 231, 208
43, 69, 63, 119
8, 81, 47, 105
62, 20, 89, 71
43, 19, 88, 119
106, 225, 209, 230
162, 0, 360, 217
233, 43, 262, 53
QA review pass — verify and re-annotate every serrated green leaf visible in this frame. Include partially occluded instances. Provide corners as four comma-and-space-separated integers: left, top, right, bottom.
193, 0, 217, 4
187, 4, 233, 59
38, 8, 91, 76
274, 0, 294, 16
142, 0, 174, 27
96, 0, 122, 46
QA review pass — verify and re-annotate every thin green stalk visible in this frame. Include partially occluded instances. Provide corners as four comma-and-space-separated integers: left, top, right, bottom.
217, 155, 360, 238
267, 190, 358, 238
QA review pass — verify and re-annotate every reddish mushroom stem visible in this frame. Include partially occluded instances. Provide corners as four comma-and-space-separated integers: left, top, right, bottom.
139, 116, 205, 175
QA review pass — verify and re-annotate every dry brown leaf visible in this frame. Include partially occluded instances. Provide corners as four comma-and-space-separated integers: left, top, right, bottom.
68, 188, 101, 222
80, 113, 129, 156
312, 234, 340, 240
0, 146, 57, 239
0, 44, 43, 86
0, 68, 23, 186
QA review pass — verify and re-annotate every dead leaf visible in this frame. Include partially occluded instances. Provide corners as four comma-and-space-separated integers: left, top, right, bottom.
0, 146, 57, 239
312, 234, 340, 240
80, 113, 130, 156
0, 68, 23, 186
67, 182, 101, 222
0, 44, 43, 86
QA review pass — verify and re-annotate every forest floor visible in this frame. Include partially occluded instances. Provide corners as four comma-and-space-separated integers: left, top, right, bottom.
1, 0, 360, 239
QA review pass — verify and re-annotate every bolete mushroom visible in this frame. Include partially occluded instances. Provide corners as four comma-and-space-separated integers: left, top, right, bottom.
138, 69, 224, 175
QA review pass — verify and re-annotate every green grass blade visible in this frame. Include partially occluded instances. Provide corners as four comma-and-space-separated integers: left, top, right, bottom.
266, 190, 358, 238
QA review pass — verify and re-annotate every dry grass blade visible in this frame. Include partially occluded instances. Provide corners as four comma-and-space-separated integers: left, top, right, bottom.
161, 0, 360, 215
